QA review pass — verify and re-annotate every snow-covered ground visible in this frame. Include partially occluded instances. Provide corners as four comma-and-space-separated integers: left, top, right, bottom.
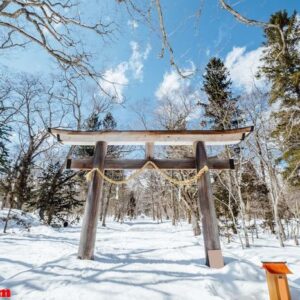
0, 210, 300, 300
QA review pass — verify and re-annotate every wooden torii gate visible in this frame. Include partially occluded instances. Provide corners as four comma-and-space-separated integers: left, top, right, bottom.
49, 126, 253, 268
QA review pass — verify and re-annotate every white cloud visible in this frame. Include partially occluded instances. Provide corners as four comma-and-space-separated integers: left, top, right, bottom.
101, 63, 129, 103
100, 41, 151, 102
225, 46, 265, 93
155, 64, 200, 121
129, 41, 151, 81
155, 63, 196, 101
155, 71, 182, 101
128, 20, 139, 29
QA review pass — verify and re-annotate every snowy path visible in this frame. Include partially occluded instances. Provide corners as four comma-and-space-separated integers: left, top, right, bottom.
1, 218, 300, 300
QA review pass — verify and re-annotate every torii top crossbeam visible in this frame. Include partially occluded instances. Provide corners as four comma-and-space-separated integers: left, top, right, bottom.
49, 126, 253, 146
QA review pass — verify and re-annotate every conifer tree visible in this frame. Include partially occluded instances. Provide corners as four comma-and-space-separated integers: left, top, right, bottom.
30, 162, 82, 225
202, 57, 251, 247
0, 101, 9, 174
0, 124, 9, 174
127, 192, 137, 220
201, 57, 240, 130
75, 112, 117, 157
259, 10, 300, 186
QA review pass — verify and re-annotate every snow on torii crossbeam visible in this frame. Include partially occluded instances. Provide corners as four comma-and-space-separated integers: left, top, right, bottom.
49, 126, 253, 269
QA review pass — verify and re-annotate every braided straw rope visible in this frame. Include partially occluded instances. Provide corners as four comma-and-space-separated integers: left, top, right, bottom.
85, 161, 209, 186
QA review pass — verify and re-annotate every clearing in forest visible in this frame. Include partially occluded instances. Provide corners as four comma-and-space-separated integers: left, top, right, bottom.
0, 216, 300, 300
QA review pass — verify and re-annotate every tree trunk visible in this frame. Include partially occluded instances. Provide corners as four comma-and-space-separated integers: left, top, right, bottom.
102, 184, 113, 227
274, 203, 285, 247
3, 204, 12, 234
191, 211, 201, 236
229, 151, 250, 248
293, 227, 299, 246
151, 194, 155, 221
163, 205, 169, 220
1, 192, 9, 209
187, 209, 192, 224
236, 183, 250, 248
254, 213, 259, 239
171, 186, 176, 226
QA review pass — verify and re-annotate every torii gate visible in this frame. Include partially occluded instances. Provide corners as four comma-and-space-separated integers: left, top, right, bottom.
49, 126, 253, 268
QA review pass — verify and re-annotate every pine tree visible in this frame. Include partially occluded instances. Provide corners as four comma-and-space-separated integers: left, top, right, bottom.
75, 112, 117, 157
127, 192, 136, 220
76, 112, 102, 157
0, 101, 9, 174
102, 112, 117, 130
259, 10, 300, 186
30, 162, 82, 225
202, 57, 251, 247
74, 111, 122, 224
0, 124, 9, 174
201, 57, 240, 130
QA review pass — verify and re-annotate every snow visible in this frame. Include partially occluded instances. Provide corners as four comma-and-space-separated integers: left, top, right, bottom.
0, 211, 300, 299
0, 209, 40, 232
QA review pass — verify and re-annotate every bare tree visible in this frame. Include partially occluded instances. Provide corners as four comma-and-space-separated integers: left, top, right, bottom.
241, 90, 300, 247
0, 0, 114, 81
1, 74, 66, 209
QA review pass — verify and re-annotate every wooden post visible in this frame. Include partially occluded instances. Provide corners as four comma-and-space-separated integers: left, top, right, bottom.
262, 262, 292, 300
78, 141, 107, 260
195, 141, 224, 268
145, 142, 154, 159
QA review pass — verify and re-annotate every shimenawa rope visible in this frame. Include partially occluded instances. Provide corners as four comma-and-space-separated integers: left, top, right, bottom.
85, 160, 209, 186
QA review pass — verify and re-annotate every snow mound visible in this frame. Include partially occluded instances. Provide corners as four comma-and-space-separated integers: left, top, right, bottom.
0, 209, 41, 232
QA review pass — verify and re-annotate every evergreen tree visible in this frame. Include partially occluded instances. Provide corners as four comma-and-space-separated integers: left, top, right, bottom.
30, 162, 82, 225
76, 112, 103, 157
127, 192, 136, 220
259, 10, 300, 186
102, 112, 117, 130
0, 101, 10, 174
75, 112, 117, 157
201, 57, 240, 130
0, 124, 9, 174
202, 57, 252, 246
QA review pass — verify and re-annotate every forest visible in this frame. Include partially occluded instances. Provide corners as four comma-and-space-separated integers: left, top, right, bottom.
0, 1, 299, 299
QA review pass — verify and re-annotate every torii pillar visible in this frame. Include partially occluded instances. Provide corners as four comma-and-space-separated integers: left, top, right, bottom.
78, 141, 107, 260
196, 141, 223, 268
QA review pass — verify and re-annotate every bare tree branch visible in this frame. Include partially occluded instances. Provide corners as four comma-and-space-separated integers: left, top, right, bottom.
219, 0, 287, 57
0, 0, 114, 80
155, 0, 192, 78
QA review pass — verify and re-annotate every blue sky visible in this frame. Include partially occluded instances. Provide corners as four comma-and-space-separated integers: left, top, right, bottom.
1, 0, 299, 129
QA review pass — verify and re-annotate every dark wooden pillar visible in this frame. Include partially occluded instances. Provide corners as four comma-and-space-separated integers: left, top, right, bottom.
78, 141, 107, 260
195, 141, 224, 268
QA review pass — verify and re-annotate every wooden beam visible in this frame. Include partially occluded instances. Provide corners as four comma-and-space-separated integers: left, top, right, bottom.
49, 126, 253, 146
145, 142, 154, 159
195, 141, 224, 268
67, 158, 234, 170
67, 158, 93, 169
208, 157, 234, 170
78, 141, 107, 260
